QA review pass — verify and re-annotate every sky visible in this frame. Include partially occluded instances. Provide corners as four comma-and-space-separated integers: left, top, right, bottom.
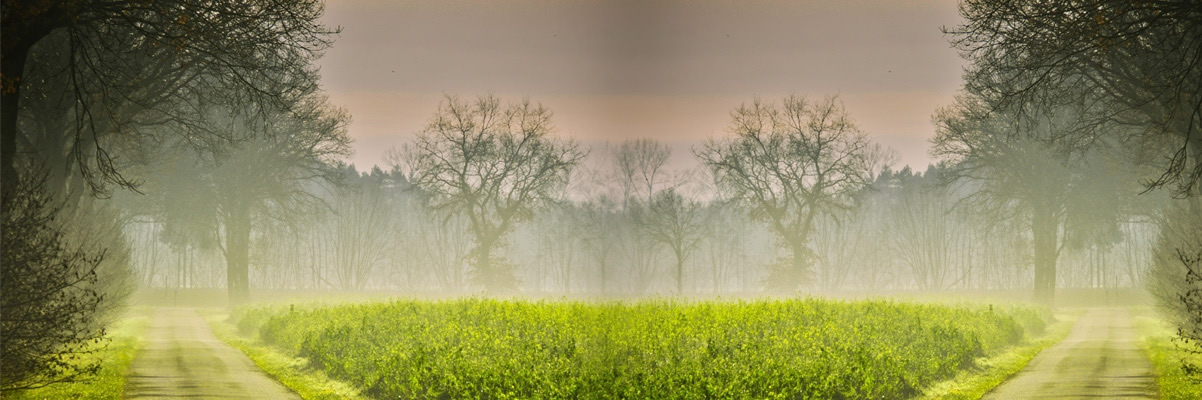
315, 0, 966, 172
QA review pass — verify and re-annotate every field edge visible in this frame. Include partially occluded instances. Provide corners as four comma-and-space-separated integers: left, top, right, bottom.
1136, 314, 1202, 400
204, 313, 366, 400
915, 311, 1079, 400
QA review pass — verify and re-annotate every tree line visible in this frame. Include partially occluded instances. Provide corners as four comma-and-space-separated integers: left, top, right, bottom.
116, 93, 1166, 300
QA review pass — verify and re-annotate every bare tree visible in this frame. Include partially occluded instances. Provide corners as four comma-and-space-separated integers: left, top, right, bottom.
321, 166, 396, 290
934, 97, 1076, 304
697, 95, 890, 291
883, 168, 967, 291
607, 139, 682, 293
396, 95, 584, 292
634, 189, 707, 294
615, 139, 673, 206
577, 196, 622, 294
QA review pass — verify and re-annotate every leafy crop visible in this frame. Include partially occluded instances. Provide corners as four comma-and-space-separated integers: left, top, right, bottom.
234, 299, 1046, 399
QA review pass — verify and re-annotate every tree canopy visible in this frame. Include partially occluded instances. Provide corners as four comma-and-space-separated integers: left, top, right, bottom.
1, 0, 336, 199
948, 0, 1202, 195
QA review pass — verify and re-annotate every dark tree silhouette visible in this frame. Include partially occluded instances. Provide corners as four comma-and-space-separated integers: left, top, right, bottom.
634, 189, 706, 294
697, 95, 890, 291
136, 90, 350, 304
948, 0, 1202, 195
204, 95, 348, 304
1173, 249, 1202, 377
933, 93, 1140, 304
0, 177, 106, 391
397, 95, 584, 292
1, 0, 336, 200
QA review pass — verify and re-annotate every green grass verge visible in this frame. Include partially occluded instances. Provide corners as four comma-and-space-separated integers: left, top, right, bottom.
1136, 315, 1202, 400
204, 313, 366, 400
916, 312, 1077, 400
6, 315, 148, 400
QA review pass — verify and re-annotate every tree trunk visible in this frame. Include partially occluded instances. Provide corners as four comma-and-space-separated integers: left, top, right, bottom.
564, 247, 573, 295
1, 42, 30, 202
598, 257, 608, 295
223, 207, 252, 305
2, 10, 66, 202
1032, 205, 1058, 305
473, 239, 496, 291
790, 239, 809, 289
675, 250, 685, 295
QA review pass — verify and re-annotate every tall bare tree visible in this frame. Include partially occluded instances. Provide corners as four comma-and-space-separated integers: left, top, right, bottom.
397, 95, 584, 292
577, 197, 622, 294
883, 167, 973, 291
634, 188, 707, 294
317, 166, 397, 291
615, 139, 673, 206
697, 95, 890, 291
609, 139, 681, 293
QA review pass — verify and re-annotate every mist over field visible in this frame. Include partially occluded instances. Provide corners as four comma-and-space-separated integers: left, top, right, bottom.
2, 0, 1201, 399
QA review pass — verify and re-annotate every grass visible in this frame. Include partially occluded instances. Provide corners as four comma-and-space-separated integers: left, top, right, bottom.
916, 311, 1078, 399
204, 312, 366, 400
1136, 314, 1202, 400
6, 314, 148, 400
234, 298, 1049, 399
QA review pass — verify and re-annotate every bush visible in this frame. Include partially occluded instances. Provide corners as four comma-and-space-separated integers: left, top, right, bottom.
1148, 198, 1202, 379
1, 178, 108, 392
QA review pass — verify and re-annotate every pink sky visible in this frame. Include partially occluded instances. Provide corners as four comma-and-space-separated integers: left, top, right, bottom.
316, 0, 966, 172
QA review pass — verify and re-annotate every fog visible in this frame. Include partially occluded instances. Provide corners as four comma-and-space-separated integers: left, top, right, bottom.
4, 0, 1201, 397
109, 0, 1169, 302
117, 117, 1168, 299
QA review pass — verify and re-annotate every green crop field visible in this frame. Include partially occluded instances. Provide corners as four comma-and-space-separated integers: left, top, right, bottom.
233, 299, 1048, 399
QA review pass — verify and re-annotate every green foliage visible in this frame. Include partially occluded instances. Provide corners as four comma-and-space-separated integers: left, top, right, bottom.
918, 312, 1074, 399
1, 178, 107, 391
6, 315, 147, 400
236, 299, 1044, 399
1150, 199, 1202, 380
1138, 315, 1202, 400
208, 313, 366, 400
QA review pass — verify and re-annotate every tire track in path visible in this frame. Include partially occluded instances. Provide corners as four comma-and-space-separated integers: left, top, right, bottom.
983, 307, 1157, 399
124, 307, 299, 399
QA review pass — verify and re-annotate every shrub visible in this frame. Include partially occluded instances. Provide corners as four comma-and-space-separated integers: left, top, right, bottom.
1, 178, 108, 392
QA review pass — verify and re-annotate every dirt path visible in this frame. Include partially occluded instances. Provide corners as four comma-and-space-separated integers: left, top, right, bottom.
983, 307, 1158, 399
123, 307, 299, 399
